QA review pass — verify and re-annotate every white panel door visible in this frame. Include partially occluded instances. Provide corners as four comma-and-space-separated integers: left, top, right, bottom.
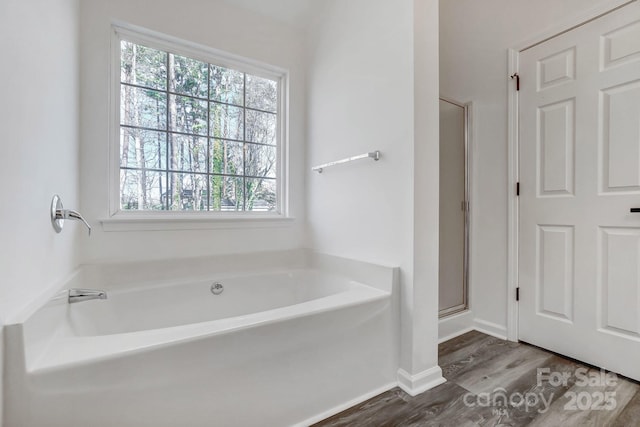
519, 1, 640, 381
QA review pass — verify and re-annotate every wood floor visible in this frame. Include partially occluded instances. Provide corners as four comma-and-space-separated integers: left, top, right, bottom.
313, 331, 640, 426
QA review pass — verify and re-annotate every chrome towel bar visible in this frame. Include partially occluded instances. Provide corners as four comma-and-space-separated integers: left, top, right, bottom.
312, 151, 381, 173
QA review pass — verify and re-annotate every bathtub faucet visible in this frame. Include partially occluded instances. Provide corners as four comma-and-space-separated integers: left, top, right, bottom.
50, 195, 92, 236
55, 209, 92, 236
68, 288, 108, 304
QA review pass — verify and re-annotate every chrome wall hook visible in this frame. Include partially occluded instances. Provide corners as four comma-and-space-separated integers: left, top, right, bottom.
51, 195, 92, 236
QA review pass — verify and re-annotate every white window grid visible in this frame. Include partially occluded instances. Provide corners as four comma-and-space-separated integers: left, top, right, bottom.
111, 25, 288, 217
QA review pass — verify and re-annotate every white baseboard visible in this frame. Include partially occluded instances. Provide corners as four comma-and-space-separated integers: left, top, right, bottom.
293, 381, 397, 427
397, 366, 446, 397
473, 318, 508, 340
299, 319, 507, 425
438, 310, 474, 343
439, 326, 474, 344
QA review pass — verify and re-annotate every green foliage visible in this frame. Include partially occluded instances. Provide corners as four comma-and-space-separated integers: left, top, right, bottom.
120, 40, 278, 212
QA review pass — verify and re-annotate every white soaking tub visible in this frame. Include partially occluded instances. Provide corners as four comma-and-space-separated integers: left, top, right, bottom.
69, 270, 378, 337
4, 251, 399, 427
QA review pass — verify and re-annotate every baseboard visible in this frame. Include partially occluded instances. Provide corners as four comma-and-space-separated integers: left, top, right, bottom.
439, 326, 474, 344
473, 318, 508, 340
297, 320, 505, 426
397, 366, 446, 397
438, 310, 474, 343
293, 381, 397, 426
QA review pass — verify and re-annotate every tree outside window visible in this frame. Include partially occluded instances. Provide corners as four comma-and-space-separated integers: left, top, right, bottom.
119, 40, 279, 213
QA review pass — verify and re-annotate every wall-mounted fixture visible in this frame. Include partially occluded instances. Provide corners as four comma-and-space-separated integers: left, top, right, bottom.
312, 151, 381, 173
68, 288, 107, 303
50, 195, 92, 236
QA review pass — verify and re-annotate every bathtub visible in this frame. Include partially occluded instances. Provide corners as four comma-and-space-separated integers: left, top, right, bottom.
4, 251, 399, 427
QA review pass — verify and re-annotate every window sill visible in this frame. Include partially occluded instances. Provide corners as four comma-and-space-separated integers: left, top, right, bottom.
100, 214, 296, 232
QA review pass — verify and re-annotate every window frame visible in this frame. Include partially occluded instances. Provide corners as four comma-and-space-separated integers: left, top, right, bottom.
107, 23, 290, 228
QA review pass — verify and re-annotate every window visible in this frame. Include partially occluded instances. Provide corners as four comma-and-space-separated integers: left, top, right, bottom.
115, 30, 285, 216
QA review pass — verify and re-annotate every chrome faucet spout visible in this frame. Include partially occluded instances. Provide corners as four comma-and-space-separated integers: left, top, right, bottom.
62, 209, 92, 236
68, 288, 107, 304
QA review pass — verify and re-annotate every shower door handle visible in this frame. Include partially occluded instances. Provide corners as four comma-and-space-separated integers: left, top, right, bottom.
631, 208, 640, 213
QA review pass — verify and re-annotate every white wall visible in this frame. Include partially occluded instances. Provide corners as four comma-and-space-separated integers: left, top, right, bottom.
307, 0, 441, 386
410, 0, 442, 388
79, 0, 307, 263
0, 0, 80, 423
440, 0, 619, 332
306, 0, 414, 268
221, 0, 318, 29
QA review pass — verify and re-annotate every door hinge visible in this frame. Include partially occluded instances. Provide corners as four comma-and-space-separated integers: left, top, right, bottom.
516, 182, 520, 196
516, 287, 520, 301
511, 73, 520, 91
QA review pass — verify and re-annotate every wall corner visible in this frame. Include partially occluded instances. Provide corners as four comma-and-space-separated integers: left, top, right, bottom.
397, 366, 446, 397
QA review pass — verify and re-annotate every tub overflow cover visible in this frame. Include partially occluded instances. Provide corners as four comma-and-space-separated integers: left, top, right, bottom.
211, 283, 224, 295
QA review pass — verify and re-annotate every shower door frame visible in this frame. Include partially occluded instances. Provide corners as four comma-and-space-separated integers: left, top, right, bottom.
438, 97, 471, 319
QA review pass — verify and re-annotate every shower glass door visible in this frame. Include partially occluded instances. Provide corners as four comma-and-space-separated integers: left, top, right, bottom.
439, 98, 469, 318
